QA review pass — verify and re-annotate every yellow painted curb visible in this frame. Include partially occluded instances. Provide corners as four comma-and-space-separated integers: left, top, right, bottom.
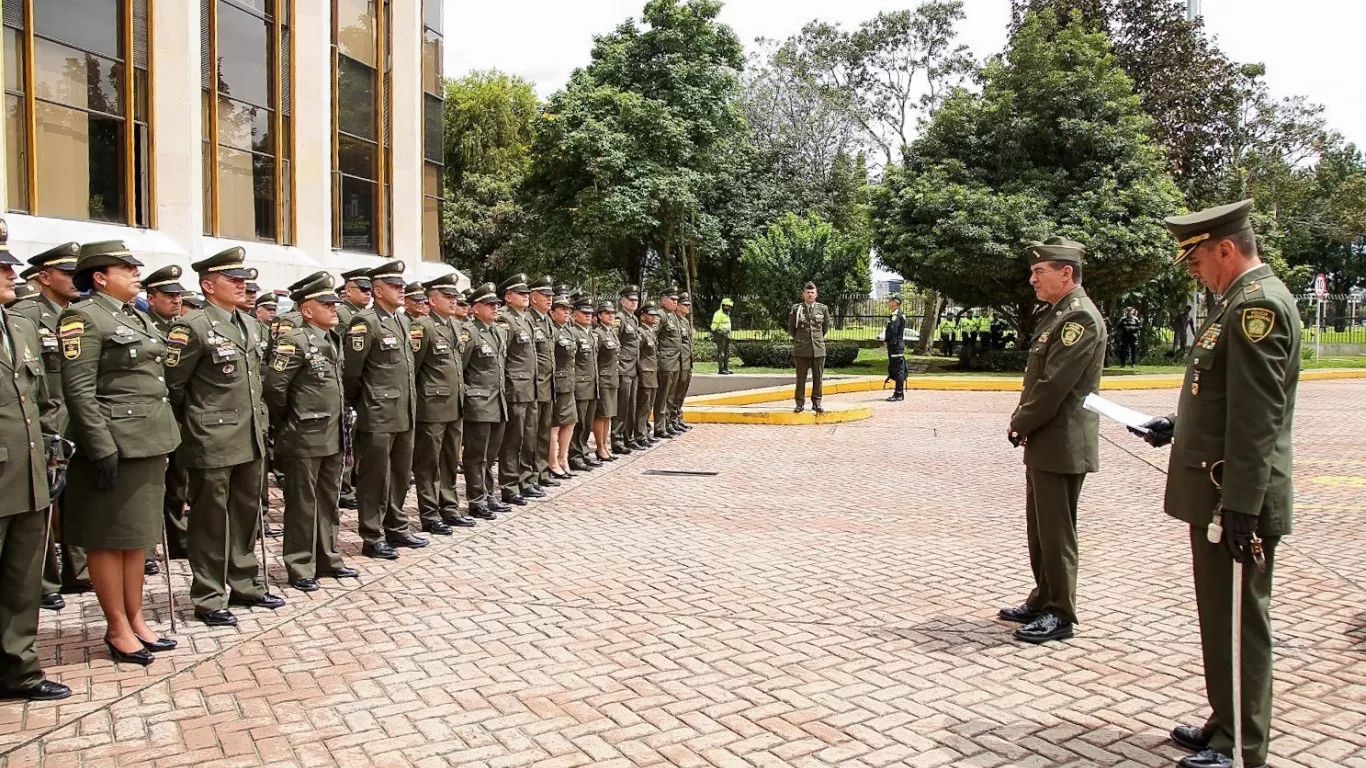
683, 403, 873, 425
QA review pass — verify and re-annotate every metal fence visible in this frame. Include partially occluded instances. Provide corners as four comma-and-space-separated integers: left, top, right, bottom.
701, 292, 936, 343
1194, 294, 1366, 346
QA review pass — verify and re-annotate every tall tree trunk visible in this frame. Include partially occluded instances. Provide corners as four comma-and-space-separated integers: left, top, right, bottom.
916, 289, 940, 353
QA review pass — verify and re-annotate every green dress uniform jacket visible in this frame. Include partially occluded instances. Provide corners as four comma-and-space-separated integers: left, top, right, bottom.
13, 295, 67, 433
656, 312, 681, 373
497, 307, 538, 402
1, 310, 57, 515
164, 302, 269, 468
573, 323, 599, 400
336, 300, 366, 331
789, 302, 831, 358
412, 314, 465, 422
615, 310, 640, 375
530, 309, 554, 405
594, 325, 620, 418
637, 325, 659, 389
678, 315, 693, 370
343, 306, 416, 433
1010, 285, 1107, 475
551, 321, 578, 424
265, 324, 344, 458
462, 319, 508, 423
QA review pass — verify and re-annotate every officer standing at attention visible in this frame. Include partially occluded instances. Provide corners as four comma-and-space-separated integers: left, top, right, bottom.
165, 248, 283, 626
1134, 200, 1298, 768
1117, 307, 1142, 368
710, 298, 734, 375
669, 294, 695, 432
336, 268, 373, 329
140, 265, 190, 561
411, 274, 473, 536
344, 261, 426, 560
789, 282, 831, 414
265, 274, 358, 592
403, 283, 430, 319
526, 276, 557, 490
593, 302, 621, 462
938, 312, 956, 356
612, 285, 641, 453
461, 284, 509, 519
0, 218, 70, 700
635, 301, 662, 446
884, 295, 907, 402
1000, 237, 1106, 645
653, 287, 681, 438
547, 296, 579, 479
496, 274, 540, 505
15, 242, 84, 608
255, 294, 278, 328
568, 298, 600, 470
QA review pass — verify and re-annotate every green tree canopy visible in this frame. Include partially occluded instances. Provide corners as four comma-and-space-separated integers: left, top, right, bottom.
871, 10, 1182, 335
740, 212, 871, 328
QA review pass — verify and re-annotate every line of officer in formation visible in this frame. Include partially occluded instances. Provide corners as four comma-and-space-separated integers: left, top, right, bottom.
1001, 200, 1297, 768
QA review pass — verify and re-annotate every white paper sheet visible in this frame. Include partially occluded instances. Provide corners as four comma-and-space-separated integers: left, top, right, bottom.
1082, 393, 1156, 432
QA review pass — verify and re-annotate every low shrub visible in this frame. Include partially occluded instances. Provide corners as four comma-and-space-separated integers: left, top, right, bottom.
825, 342, 859, 367
691, 337, 717, 363
961, 349, 1030, 372
733, 341, 859, 368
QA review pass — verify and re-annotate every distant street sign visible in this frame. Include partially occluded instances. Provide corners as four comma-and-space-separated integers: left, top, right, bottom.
1314, 274, 1328, 300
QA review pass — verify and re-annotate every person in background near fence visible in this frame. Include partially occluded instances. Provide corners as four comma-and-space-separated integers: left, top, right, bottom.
1134, 200, 1298, 768
790, 282, 831, 414
884, 295, 907, 402
1173, 303, 1195, 355
711, 298, 733, 375
1001, 237, 1106, 645
938, 312, 956, 356
1117, 307, 1142, 368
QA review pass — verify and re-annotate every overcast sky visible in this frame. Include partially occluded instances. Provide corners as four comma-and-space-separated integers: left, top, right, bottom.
444, 0, 1365, 150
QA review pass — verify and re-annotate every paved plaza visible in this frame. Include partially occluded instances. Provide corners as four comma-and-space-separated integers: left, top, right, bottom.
2, 379, 1363, 768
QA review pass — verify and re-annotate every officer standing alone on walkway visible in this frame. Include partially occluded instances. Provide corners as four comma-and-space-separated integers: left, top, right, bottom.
789, 282, 831, 414
884, 295, 907, 402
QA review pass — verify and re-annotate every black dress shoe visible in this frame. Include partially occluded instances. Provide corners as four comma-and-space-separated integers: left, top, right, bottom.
1178, 749, 1263, 768
322, 566, 361, 578
444, 516, 477, 528
230, 592, 286, 610
793, 405, 805, 413
522, 486, 546, 499
812, 405, 825, 414
60, 581, 94, 595
1171, 723, 1215, 752
338, 496, 358, 510
105, 638, 155, 666
502, 494, 527, 506
144, 559, 160, 576
469, 506, 497, 520
615, 444, 633, 455
487, 498, 512, 512
195, 609, 238, 627
997, 604, 1043, 624
421, 521, 454, 535
585, 457, 603, 467
136, 635, 178, 653
541, 477, 561, 487
1013, 613, 1073, 644
597, 454, 617, 462
886, 394, 904, 402
387, 532, 430, 548
290, 578, 321, 592
362, 540, 400, 559
41, 592, 64, 611
568, 459, 589, 472
2, 680, 72, 701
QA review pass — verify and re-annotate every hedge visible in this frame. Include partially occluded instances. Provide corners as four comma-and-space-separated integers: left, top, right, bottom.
960, 349, 1030, 372
734, 341, 859, 368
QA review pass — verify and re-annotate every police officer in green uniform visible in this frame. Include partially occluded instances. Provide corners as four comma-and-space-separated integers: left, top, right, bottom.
265, 274, 358, 592
0, 219, 70, 699
495, 274, 540, 505
548, 296, 578, 478
165, 247, 283, 627
16, 242, 84, 608
336, 268, 372, 329
789, 282, 831, 414
140, 264, 190, 561
527, 276, 557, 489
462, 283, 509, 518
612, 285, 641, 453
1000, 237, 1106, 644
635, 301, 662, 445
344, 260, 426, 560
568, 298, 600, 470
669, 293, 694, 432
61, 241, 182, 664
653, 287, 681, 438
411, 273, 474, 535
1135, 200, 1297, 768
593, 302, 621, 461
404, 282, 430, 319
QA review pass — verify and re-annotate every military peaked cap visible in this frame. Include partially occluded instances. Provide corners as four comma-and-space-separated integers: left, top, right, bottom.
76, 240, 144, 273
291, 275, 341, 306
404, 281, 427, 299
289, 271, 332, 292
144, 264, 188, 294
620, 284, 641, 299
468, 282, 503, 305
366, 260, 406, 286
192, 246, 249, 279
528, 274, 555, 294
1166, 199, 1255, 265
423, 273, 462, 296
499, 273, 531, 294
1026, 237, 1086, 265
28, 242, 80, 272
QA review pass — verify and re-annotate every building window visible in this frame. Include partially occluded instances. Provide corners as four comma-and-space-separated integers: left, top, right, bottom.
202, 0, 293, 244
4, 0, 153, 226
332, 0, 391, 255
421, 0, 444, 263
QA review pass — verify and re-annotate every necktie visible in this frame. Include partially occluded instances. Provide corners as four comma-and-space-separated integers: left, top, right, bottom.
0, 311, 11, 363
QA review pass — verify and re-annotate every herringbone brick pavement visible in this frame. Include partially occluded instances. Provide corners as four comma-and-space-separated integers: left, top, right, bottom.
2, 380, 1363, 767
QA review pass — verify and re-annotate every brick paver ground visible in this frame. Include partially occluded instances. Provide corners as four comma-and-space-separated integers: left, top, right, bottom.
3, 380, 1364, 768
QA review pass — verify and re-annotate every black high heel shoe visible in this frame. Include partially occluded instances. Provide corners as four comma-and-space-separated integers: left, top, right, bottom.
105, 638, 155, 666
135, 634, 178, 653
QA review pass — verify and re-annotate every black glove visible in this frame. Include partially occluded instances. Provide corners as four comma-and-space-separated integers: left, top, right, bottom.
94, 451, 120, 490
1129, 417, 1174, 447
1223, 509, 1258, 564
1008, 431, 1023, 448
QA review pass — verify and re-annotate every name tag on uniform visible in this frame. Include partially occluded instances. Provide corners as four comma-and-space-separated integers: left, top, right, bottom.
558, 337, 574, 348
213, 344, 238, 361
381, 335, 399, 349
578, 339, 590, 350
533, 329, 545, 341
479, 343, 494, 357
606, 341, 617, 349
435, 342, 450, 353
41, 333, 58, 350
517, 331, 531, 343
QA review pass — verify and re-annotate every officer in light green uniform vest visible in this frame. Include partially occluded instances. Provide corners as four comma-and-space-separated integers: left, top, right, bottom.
0, 218, 70, 700
1001, 237, 1106, 645
937, 314, 956, 356
789, 282, 831, 413
411, 273, 473, 535
710, 297, 733, 375
265, 274, 357, 592
165, 247, 282, 627
16, 242, 85, 608
1135, 200, 1297, 768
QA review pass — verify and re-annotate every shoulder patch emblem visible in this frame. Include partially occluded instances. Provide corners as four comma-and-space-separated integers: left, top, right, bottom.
351, 334, 366, 352
1060, 322, 1085, 346
167, 327, 191, 346
1241, 308, 1275, 343
409, 324, 425, 351
271, 354, 291, 372
165, 347, 181, 367
460, 328, 472, 346
62, 336, 81, 360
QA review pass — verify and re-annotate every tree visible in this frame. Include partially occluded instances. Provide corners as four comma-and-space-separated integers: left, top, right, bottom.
741, 213, 871, 329
871, 11, 1183, 336
440, 70, 539, 283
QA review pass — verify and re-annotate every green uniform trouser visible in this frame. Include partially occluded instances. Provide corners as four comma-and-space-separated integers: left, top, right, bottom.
794, 356, 825, 407
354, 430, 415, 545
635, 386, 657, 438
654, 371, 677, 435
533, 399, 552, 485
279, 454, 345, 582
187, 459, 267, 612
669, 369, 691, 426
1190, 527, 1277, 766
163, 455, 188, 556
1024, 468, 1084, 625
612, 373, 637, 448
715, 333, 730, 371
462, 421, 504, 508
42, 496, 89, 592
414, 420, 462, 525
499, 402, 535, 496
0, 510, 46, 691
571, 398, 597, 461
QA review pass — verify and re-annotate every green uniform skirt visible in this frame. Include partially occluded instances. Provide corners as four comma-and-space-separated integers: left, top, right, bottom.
63, 455, 167, 550
595, 386, 619, 418
553, 391, 578, 426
